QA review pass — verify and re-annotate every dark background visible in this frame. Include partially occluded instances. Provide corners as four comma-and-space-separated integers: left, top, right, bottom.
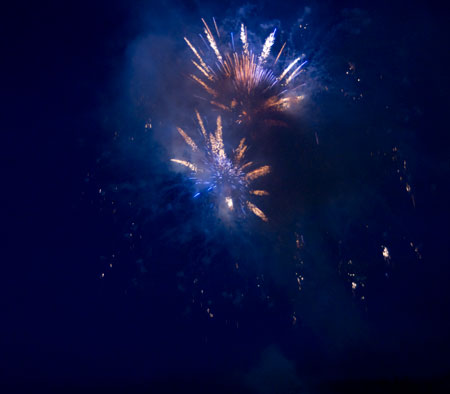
2, 0, 449, 392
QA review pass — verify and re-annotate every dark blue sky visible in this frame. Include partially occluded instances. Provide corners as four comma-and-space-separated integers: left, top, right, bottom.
2, 0, 449, 392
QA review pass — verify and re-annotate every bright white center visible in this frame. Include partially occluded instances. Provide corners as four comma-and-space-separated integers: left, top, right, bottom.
225, 197, 234, 210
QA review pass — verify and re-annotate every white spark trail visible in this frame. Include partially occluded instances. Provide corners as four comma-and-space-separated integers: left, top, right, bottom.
259, 29, 276, 65
202, 18, 222, 62
240, 24, 249, 56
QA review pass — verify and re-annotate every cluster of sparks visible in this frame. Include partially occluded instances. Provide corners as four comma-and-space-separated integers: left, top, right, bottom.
184, 19, 307, 123
171, 112, 270, 221
170, 19, 308, 223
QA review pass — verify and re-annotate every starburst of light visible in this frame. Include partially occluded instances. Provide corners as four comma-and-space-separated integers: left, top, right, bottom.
171, 112, 270, 221
185, 20, 307, 123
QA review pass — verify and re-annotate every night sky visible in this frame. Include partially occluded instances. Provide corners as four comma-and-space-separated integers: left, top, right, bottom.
2, 0, 450, 392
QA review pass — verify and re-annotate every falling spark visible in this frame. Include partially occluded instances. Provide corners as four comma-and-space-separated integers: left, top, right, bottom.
245, 165, 271, 181
382, 246, 391, 262
234, 138, 247, 163
279, 57, 302, 81
210, 100, 230, 111
209, 115, 225, 159
184, 37, 212, 80
176, 127, 198, 151
170, 159, 198, 172
285, 61, 308, 84
213, 17, 220, 38
259, 29, 276, 65
246, 201, 268, 222
190, 74, 217, 96
274, 42, 286, 65
171, 113, 270, 221
250, 190, 269, 196
202, 18, 222, 62
192, 60, 211, 79
240, 24, 249, 56
195, 109, 207, 139
240, 161, 254, 171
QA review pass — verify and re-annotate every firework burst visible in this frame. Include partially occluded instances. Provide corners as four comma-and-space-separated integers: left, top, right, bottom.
171, 112, 271, 221
185, 19, 307, 124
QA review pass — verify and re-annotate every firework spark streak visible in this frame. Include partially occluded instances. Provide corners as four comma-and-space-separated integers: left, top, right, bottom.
259, 29, 276, 65
185, 19, 307, 123
171, 113, 270, 221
